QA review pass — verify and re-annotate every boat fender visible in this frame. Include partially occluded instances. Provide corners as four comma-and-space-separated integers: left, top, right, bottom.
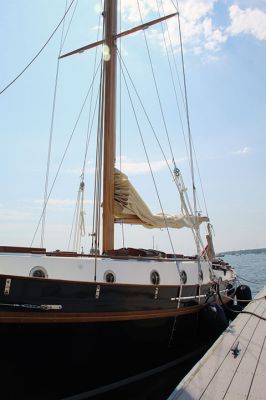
235, 285, 252, 306
213, 304, 229, 331
199, 304, 228, 340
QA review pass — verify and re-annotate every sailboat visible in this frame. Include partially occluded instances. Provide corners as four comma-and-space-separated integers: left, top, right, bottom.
0, 1, 237, 398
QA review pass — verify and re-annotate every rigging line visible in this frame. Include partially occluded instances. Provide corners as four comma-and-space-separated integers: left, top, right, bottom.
136, 0, 175, 163
170, 0, 178, 11
119, 57, 179, 266
173, 169, 210, 259
176, 8, 197, 213
67, 188, 80, 250
159, 0, 209, 219
92, 6, 104, 259
0, 0, 75, 96
173, 0, 207, 223
157, 0, 209, 222
41, 0, 68, 247
176, 5, 201, 257
117, 51, 174, 181
138, 0, 208, 239
69, 0, 103, 253
193, 146, 209, 218
117, 51, 208, 259
156, 0, 186, 161
81, 2, 103, 177
118, 0, 125, 248
162, 0, 209, 218
72, 185, 83, 250
160, 1, 186, 116
68, 86, 101, 251
92, 60, 104, 258
171, 2, 209, 219
30, 60, 101, 247
61, 0, 79, 52
157, 0, 189, 161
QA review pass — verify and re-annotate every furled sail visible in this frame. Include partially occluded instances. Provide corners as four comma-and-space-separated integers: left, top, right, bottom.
114, 169, 208, 229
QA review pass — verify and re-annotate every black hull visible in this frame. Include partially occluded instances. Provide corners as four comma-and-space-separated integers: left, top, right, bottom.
0, 274, 233, 398
0, 308, 227, 399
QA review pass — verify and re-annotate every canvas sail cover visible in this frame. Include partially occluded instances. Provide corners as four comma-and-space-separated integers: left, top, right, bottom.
114, 169, 207, 229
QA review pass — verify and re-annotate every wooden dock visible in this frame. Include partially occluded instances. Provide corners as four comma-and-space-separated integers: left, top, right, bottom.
168, 286, 266, 400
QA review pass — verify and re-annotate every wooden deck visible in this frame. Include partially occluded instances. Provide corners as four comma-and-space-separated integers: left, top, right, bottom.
168, 286, 266, 400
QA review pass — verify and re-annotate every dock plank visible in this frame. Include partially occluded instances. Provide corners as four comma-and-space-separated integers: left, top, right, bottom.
168, 286, 266, 400
222, 304, 266, 400
203, 301, 265, 399
247, 335, 266, 400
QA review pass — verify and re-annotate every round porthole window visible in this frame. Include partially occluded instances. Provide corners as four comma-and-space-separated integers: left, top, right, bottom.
180, 270, 187, 284
30, 266, 48, 278
150, 270, 160, 285
104, 271, 116, 283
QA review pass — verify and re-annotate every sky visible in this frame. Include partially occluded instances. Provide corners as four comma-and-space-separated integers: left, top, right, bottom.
0, 0, 266, 255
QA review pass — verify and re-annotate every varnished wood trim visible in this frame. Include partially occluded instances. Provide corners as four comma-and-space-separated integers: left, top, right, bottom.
59, 39, 104, 59
0, 305, 205, 324
0, 246, 46, 254
0, 246, 198, 261
115, 13, 177, 40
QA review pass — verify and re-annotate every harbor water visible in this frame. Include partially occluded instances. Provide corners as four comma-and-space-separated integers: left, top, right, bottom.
224, 252, 266, 296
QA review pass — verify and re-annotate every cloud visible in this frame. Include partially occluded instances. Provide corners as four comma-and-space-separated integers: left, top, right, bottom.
227, 5, 266, 41
119, 1, 266, 59
120, 0, 227, 55
116, 156, 173, 174
34, 199, 93, 207
64, 162, 95, 175
0, 208, 33, 221
230, 146, 251, 156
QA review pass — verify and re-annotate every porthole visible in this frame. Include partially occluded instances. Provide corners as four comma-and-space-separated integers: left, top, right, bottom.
104, 270, 116, 283
180, 270, 187, 284
150, 270, 160, 285
30, 266, 48, 279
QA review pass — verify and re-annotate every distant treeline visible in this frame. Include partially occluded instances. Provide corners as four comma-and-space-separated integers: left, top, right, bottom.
216, 248, 266, 256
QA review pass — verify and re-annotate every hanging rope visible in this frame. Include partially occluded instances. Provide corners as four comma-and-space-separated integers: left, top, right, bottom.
0, 0, 76, 95
159, 0, 209, 220
119, 53, 180, 275
30, 60, 101, 247
72, 181, 86, 252
61, 0, 80, 52
118, 0, 125, 248
91, 60, 105, 259
67, 85, 101, 251
156, 0, 188, 157
41, 0, 69, 247
68, 3, 103, 253
136, 0, 175, 164
117, 52, 174, 180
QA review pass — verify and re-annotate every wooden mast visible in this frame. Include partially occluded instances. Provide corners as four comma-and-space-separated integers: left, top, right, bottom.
58, 5, 178, 253
102, 0, 117, 253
